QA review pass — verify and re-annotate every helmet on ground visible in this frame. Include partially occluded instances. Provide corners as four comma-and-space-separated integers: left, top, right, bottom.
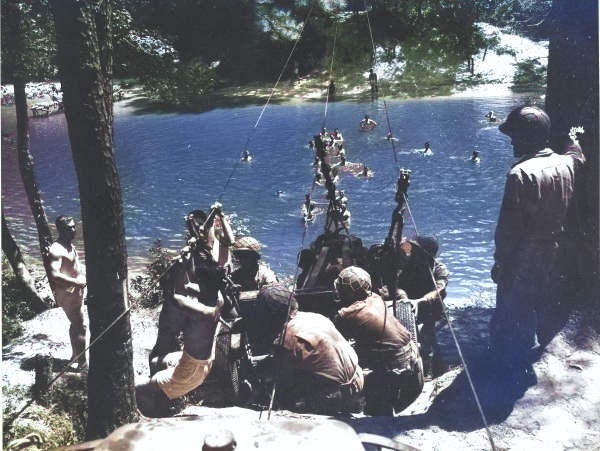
499, 106, 550, 141
410, 234, 439, 258
257, 283, 298, 314
335, 266, 371, 302
233, 236, 262, 256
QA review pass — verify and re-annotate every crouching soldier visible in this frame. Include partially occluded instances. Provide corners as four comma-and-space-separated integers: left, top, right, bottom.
261, 284, 364, 415
397, 235, 449, 379
334, 266, 420, 416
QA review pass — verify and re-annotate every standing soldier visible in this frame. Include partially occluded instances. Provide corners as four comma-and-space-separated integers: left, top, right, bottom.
368, 68, 378, 94
490, 106, 586, 376
49, 216, 88, 371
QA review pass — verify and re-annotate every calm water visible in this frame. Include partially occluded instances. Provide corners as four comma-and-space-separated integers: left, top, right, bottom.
2, 93, 535, 308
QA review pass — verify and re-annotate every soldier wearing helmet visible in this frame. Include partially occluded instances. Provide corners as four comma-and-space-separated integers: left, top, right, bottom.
334, 266, 419, 416
395, 234, 449, 380
231, 236, 278, 291
260, 284, 364, 415
490, 106, 585, 376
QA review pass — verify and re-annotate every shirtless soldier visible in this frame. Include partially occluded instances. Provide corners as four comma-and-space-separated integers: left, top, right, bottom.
49, 215, 88, 370
138, 205, 233, 416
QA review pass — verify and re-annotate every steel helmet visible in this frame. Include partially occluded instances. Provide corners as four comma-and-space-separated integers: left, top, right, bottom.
410, 234, 439, 258
233, 236, 262, 255
257, 283, 298, 314
335, 266, 371, 302
499, 106, 550, 141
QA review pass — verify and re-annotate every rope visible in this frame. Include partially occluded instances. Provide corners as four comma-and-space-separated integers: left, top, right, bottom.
363, 0, 399, 169
321, 20, 338, 130
265, 13, 341, 419
218, 4, 315, 203
3, 255, 180, 431
264, 216, 312, 420
362, 3, 496, 449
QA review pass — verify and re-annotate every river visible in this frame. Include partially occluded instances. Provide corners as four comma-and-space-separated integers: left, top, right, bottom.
1, 92, 539, 308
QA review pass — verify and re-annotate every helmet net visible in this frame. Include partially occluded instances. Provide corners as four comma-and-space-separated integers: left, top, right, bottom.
335, 266, 371, 302
233, 236, 261, 253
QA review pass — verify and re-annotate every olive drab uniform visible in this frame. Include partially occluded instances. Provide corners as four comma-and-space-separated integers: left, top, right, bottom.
336, 293, 418, 415
490, 142, 585, 360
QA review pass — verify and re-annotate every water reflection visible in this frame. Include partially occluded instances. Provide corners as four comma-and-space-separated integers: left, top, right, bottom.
2, 93, 534, 308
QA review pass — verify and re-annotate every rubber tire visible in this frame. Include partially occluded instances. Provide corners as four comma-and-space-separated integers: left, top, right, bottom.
393, 301, 424, 413
214, 332, 241, 404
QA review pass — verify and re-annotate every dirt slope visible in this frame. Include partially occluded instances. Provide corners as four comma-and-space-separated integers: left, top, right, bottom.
3, 306, 599, 451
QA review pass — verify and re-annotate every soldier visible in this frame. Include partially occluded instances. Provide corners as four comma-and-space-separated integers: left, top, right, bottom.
397, 235, 449, 380
334, 266, 420, 415
230, 236, 278, 291
263, 284, 364, 415
490, 106, 585, 373
49, 216, 88, 371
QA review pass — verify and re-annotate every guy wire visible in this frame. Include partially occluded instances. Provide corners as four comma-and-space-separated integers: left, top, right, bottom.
219, 3, 315, 203
3, 256, 180, 430
364, 2, 496, 449
267, 12, 341, 419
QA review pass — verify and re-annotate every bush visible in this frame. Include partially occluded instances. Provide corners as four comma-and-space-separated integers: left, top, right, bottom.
3, 375, 87, 449
129, 239, 174, 309
2, 254, 39, 344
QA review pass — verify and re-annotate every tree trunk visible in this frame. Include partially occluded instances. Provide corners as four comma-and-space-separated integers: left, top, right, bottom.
8, 2, 54, 284
50, 0, 138, 439
545, 0, 599, 307
2, 210, 48, 314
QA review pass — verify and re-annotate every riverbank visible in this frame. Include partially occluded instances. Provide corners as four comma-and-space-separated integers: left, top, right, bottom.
3, 301, 599, 450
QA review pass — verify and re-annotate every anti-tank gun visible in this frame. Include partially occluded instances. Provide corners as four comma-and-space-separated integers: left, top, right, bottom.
369, 168, 411, 315
369, 167, 424, 411
294, 134, 369, 318
294, 160, 423, 414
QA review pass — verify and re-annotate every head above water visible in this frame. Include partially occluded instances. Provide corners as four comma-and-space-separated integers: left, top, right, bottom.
499, 106, 550, 157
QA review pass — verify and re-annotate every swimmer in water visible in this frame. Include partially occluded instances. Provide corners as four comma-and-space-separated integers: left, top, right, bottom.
469, 150, 480, 163
485, 111, 497, 122
360, 115, 377, 130
242, 149, 251, 161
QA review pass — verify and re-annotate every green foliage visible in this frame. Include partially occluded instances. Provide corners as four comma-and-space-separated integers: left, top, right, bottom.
2, 382, 83, 450
511, 58, 546, 92
51, 375, 87, 440
140, 59, 218, 105
2, 254, 38, 344
129, 239, 173, 309
478, 0, 552, 38
1, 0, 57, 84
395, 35, 463, 97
